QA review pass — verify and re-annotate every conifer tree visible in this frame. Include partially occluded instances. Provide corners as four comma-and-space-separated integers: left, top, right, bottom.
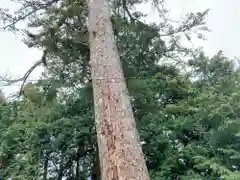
87, 0, 149, 179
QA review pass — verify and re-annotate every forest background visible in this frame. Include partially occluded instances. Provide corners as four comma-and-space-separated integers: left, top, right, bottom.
0, 0, 240, 179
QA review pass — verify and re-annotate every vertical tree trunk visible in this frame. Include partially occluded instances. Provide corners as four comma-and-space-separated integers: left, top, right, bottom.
43, 155, 49, 180
87, 0, 150, 180
58, 163, 63, 180
76, 157, 80, 180
91, 146, 100, 180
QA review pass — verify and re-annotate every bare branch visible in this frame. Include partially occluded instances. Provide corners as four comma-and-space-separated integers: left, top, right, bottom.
0, 51, 48, 96
18, 59, 42, 96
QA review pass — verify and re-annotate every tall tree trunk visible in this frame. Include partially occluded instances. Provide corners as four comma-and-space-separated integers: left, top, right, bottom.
75, 146, 82, 180
87, 0, 150, 179
76, 157, 80, 180
91, 146, 100, 180
43, 154, 49, 180
58, 163, 63, 180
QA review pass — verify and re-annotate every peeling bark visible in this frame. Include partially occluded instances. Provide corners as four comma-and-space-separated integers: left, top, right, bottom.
87, 0, 150, 179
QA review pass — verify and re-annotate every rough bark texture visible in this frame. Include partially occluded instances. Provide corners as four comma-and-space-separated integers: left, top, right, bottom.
87, 0, 150, 179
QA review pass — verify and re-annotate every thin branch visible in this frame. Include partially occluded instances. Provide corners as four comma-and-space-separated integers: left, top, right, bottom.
151, 0, 179, 24
18, 59, 43, 96
122, 0, 135, 22
0, 51, 48, 96
0, 0, 59, 30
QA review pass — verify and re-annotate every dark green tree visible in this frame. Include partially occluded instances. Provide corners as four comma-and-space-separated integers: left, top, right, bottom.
0, 0, 220, 180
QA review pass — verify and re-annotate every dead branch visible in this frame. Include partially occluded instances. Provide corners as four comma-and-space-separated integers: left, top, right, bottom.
18, 60, 43, 96
0, 51, 48, 96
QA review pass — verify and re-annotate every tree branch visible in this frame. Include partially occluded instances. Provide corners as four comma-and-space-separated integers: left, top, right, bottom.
0, 51, 48, 96
0, 0, 59, 30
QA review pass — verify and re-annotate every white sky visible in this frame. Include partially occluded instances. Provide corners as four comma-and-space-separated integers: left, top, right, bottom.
0, 0, 240, 97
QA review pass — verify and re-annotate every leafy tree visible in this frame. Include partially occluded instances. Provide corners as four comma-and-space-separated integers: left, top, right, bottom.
1, 0, 232, 180
153, 52, 240, 179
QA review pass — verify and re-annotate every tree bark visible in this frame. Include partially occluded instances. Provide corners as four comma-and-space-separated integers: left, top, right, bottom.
87, 0, 150, 180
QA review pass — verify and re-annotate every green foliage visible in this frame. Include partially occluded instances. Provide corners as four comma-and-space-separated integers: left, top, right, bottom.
1, 0, 240, 180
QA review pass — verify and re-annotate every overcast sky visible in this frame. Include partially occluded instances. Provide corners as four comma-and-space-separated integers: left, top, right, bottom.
0, 0, 239, 97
